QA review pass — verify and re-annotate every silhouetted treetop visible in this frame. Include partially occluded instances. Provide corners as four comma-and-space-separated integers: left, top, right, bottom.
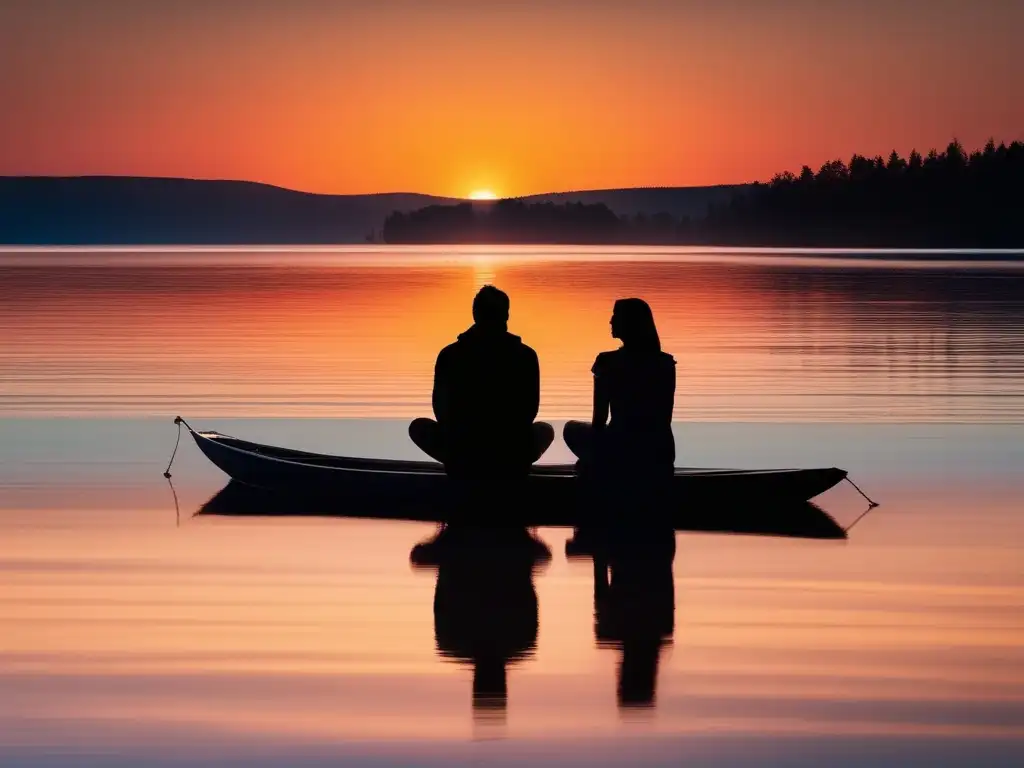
721, 138, 1023, 246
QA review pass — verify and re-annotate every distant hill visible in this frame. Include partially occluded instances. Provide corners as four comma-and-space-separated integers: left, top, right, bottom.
0, 177, 458, 245
0, 176, 747, 245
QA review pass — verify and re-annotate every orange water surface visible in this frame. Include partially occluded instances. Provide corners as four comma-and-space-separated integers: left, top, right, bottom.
0, 248, 1021, 766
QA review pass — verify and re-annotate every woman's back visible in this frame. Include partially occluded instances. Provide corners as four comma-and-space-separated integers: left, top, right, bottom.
593, 348, 675, 430
593, 347, 676, 466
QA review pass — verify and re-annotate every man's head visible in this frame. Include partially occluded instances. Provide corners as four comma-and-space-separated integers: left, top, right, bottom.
472, 285, 510, 331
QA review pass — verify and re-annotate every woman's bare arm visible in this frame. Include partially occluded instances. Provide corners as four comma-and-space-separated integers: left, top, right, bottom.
592, 375, 610, 428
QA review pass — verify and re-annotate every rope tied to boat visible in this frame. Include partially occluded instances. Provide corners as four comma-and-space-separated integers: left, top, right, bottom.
844, 475, 879, 509
163, 416, 184, 478
163, 417, 191, 527
841, 475, 879, 534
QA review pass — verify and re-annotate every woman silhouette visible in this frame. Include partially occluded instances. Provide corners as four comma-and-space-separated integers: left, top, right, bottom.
564, 298, 676, 489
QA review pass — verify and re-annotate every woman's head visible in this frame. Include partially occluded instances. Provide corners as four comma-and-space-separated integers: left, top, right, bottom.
611, 298, 661, 352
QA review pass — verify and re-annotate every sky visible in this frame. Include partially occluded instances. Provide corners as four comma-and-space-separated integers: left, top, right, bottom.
0, 0, 1021, 198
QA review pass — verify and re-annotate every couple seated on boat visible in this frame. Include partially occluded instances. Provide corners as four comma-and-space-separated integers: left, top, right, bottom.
409, 285, 675, 487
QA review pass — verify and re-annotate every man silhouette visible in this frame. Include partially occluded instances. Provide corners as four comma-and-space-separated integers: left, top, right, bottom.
409, 285, 554, 487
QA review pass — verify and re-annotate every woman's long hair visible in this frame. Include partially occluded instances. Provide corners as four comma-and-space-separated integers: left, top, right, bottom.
614, 298, 661, 353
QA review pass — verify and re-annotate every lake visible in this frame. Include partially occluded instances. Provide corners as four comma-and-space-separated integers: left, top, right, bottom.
1, 246, 1022, 767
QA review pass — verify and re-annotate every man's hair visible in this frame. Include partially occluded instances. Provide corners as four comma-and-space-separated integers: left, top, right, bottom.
472, 285, 510, 327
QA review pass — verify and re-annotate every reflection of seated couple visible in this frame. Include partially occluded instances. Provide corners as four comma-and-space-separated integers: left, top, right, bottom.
409, 285, 676, 489
412, 526, 675, 716
409, 285, 678, 716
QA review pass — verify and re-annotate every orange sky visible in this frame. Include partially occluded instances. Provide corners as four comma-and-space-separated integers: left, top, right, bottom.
1, 0, 1022, 198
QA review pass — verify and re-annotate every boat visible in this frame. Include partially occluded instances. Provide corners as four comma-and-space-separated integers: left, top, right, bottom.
198, 479, 848, 539
175, 417, 852, 533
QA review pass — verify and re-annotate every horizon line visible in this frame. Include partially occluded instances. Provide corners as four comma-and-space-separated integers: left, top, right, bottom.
0, 173, 753, 201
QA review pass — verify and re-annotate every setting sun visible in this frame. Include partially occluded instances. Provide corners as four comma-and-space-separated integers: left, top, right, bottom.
468, 189, 498, 201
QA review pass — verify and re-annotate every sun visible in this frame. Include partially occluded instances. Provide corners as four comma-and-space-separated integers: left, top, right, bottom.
468, 189, 498, 200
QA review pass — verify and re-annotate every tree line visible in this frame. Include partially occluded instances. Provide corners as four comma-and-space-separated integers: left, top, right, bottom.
382, 139, 1024, 247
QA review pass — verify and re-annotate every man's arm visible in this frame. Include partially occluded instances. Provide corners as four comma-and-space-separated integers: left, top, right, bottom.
432, 349, 450, 424
524, 348, 540, 424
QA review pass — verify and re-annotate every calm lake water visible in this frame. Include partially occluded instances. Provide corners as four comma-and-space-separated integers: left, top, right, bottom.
1, 247, 1022, 767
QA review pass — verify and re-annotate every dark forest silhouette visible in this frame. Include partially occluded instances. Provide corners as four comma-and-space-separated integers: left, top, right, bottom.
384, 139, 1024, 247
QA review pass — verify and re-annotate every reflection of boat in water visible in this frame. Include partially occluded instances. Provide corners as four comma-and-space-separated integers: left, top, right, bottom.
410, 526, 550, 720
197, 479, 847, 540
178, 417, 850, 512
190, 480, 852, 718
